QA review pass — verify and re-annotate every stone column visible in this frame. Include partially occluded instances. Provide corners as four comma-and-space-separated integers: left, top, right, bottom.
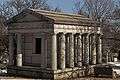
65, 33, 74, 68
65, 34, 70, 68
17, 33, 22, 66
9, 33, 14, 65
44, 38, 48, 68
89, 34, 92, 64
106, 52, 109, 63
69, 33, 74, 67
60, 33, 65, 69
90, 34, 96, 65
77, 34, 82, 67
74, 34, 78, 67
83, 33, 89, 66
51, 33, 57, 70
96, 34, 102, 64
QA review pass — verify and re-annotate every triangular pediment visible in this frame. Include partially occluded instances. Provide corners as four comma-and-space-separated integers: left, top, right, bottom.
17, 13, 41, 22
8, 10, 53, 24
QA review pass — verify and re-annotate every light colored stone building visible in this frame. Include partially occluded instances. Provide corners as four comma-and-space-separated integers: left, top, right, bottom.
7, 9, 102, 79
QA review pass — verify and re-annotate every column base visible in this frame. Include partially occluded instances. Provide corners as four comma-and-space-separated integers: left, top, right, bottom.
17, 54, 22, 66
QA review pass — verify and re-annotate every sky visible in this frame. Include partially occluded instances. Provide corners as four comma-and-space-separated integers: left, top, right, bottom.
47, 0, 75, 13
1, 0, 75, 13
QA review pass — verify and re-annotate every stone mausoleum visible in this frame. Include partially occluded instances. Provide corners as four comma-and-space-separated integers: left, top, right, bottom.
8, 9, 102, 79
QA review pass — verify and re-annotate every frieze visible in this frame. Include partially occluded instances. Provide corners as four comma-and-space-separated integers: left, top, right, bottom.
54, 24, 100, 34
9, 22, 53, 30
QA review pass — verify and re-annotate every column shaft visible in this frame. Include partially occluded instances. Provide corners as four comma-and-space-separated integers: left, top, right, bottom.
83, 34, 89, 66
77, 34, 82, 67
69, 33, 74, 67
65, 34, 70, 67
60, 33, 65, 69
96, 34, 102, 64
17, 33, 22, 66
51, 33, 57, 70
106, 52, 109, 63
9, 34, 14, 65
90, 34, 96, 65
44, 39, 47, 68
74, 35, 77, 67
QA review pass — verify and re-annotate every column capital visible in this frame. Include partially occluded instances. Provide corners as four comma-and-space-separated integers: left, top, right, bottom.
58, 32, 65, 35
74, 33, 81, 38
81, 33, 89, 36
51, 32, 58, 35
65, 33, 74, 37
97, 33, 103, 38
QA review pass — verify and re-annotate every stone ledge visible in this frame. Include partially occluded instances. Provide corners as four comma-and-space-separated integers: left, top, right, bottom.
7, 66, 54, 79
7, 66, 87, 80
54, 67, 86, 80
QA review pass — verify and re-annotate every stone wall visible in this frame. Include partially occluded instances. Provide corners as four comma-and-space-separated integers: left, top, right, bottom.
23, 33, 51, 68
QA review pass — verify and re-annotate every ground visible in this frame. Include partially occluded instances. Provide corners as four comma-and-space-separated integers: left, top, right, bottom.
74, 77, 120, 80
0, 77, 120, 80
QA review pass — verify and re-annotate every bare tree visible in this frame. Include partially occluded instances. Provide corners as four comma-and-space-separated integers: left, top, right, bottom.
54, 7, 62, 12
75, 0, 120, 63
74, 0, 115, 22
0, 0, 51, 19
0, 16, 8, 68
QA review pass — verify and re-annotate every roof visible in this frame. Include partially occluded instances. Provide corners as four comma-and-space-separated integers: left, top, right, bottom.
8, 9, 98, 26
